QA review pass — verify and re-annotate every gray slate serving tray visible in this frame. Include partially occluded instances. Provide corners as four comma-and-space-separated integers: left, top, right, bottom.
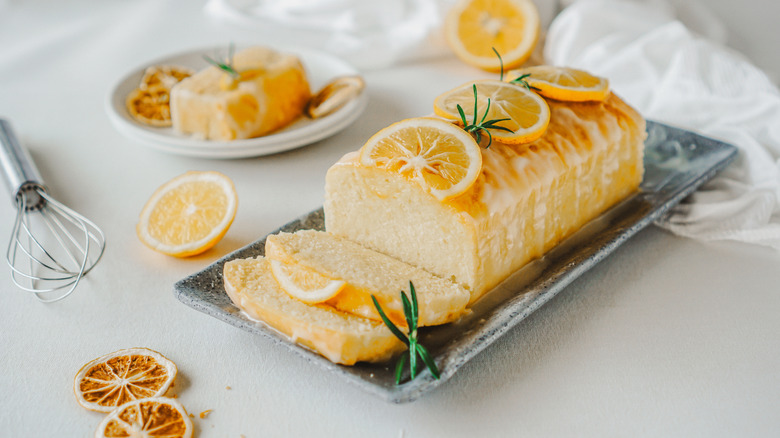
174, 121, 737, 403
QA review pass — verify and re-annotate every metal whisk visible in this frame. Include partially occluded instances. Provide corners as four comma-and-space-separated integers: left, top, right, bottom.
1, 119, 105, 302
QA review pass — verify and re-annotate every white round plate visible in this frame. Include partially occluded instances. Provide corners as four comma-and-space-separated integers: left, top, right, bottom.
106, 45, 368, 159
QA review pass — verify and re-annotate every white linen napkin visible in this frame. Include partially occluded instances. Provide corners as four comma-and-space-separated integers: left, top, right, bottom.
546, 0, 780, 250
203, 0, 562, 70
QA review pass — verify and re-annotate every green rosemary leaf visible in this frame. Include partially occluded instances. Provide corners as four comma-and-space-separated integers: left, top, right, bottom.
415, 343, 441, 380
409, 281, 418, 333
492, 47, 504, 81
371, 295, 409, 346
472, 84, 479, 126
395, 351, 409, 385
456, 104, 468, 127
400, 291, 414, 334
480, 98, 492, 125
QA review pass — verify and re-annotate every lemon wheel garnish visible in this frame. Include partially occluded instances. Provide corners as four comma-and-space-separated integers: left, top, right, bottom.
506, 65, 610, 102
269, 259, 346, 304
434, 79, 550, 145
359, 117, 483, 201
136, 171, 238, 257
444, 0, 540, 71
140, 65, 193, 91
95, 397, 193, 438
73, 348, 177, 413
126, 85, 174, 127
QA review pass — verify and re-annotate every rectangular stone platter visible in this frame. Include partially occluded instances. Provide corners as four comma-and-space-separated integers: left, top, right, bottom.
174, 121, 738, 403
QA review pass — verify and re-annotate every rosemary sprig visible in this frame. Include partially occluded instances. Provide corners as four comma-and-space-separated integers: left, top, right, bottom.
456, 84, 514, 149
371, 281, 440, 384
492, 47, 540, 92
203, 43, 239, 79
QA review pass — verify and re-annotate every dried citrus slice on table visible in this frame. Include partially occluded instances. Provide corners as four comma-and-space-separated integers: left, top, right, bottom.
505, 65, 610, 102
359, 117, 482, 201
269, 259, 346, 304
74, 348, 177, 413
444, 0, 540, 71
137, 171, 237, 257
433, 79, 550, 144
95, 397, 193, 438
306, 75, 365, 119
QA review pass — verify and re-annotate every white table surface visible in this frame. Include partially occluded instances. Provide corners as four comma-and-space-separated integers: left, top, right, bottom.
1, 1, 778, 436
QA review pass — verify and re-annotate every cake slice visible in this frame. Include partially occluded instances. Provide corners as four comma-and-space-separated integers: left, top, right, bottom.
264, 230, 471, 327
223, 257, 404, 365
324, 93, 646, 302
170, 46, 310, 140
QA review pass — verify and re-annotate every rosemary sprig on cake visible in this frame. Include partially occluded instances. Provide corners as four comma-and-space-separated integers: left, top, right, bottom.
203, 43, 239, 79
371, 282, 440, 384
455, 84, 514, 149
492, 47, 539, 92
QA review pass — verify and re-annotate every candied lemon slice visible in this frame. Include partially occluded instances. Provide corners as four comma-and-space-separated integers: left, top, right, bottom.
95, 397, 192, 438
444, 0, 540, 71
140, 65, 193, 91
506, 65, 610, 102
74, 348, 177, 413
126, 85, 174, 127
269, 259, 346, 304
305, 75, 365, 119
136, 171, 237, 257
359, 117, 482, 200
433, 79, 550, 145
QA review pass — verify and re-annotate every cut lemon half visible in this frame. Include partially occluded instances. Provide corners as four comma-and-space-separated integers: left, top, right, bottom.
74, 348, 177, 413
137, 171, 237, 257
359, 117, 482, 201
444, 0, 540, 71
269, 259, 346, 304
95, 397, 193, 438
433, 79, 550, 145
506, 65, 610, 102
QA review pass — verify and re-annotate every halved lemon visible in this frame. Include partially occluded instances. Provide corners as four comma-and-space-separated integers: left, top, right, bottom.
269, 259, 346, 304
505, 65, 610, 102
359, 117, 483, 201
444, 0, 540, 71
95, 397, 193, 438
433, 79, 550, 145
137, 171, 237, 257
74, 348, 177, 413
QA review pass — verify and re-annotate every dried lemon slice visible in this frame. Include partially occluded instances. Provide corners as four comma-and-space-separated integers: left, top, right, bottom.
506, 65, 610, 102
74, 348, 177, 413
359, 117, 482, 200
140, 65, 193, 91
269, 259, 346, 304
136, 171, 238, 258
126, 85, 173, 127
306, 76, 365, 119
95, 397, 193, 438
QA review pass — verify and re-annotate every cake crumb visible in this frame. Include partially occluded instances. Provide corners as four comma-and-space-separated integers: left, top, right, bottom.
189, 413, 194, 418
199, 409, 213, 419
226, 385, 232, 390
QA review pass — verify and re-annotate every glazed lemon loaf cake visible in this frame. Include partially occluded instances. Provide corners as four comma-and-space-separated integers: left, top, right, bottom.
170, 46, 310, 140
265, 230, 470, 327
223, 257, 404, 365
324, 93, 645, 302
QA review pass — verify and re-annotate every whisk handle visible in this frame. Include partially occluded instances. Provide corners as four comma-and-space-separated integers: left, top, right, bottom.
0, 119, 46, 209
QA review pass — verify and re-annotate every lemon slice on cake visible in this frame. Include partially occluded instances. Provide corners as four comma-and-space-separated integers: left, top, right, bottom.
444, 0, 540, 71
434, 79, 550, 145
137, 171, 237, 257
359, 117, 482, 201
505, 65, 610, 102
269, 259, 346, 304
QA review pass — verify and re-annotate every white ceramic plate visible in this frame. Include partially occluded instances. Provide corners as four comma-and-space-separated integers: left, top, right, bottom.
106, 45, 368, 159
